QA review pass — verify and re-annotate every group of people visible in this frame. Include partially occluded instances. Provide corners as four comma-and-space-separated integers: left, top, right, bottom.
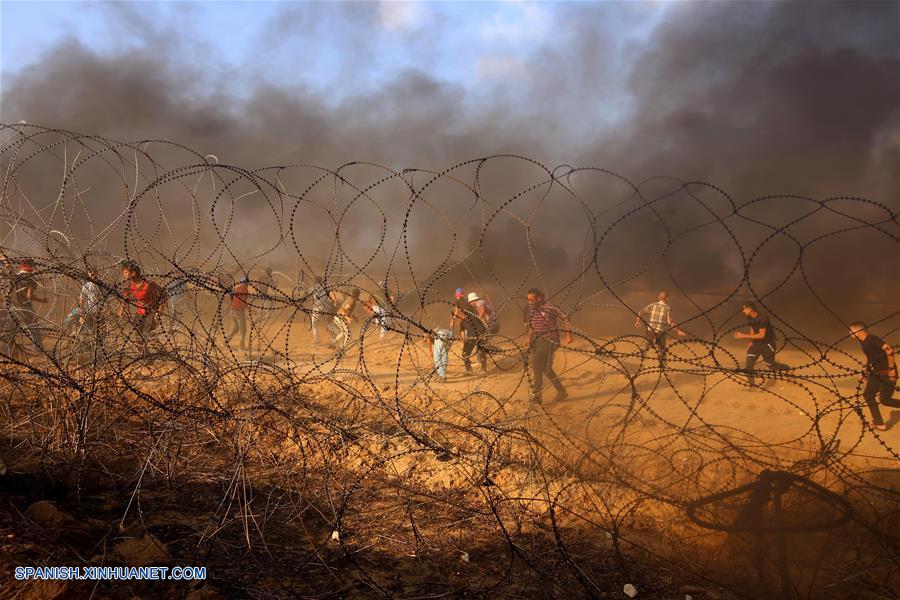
304, 276, 364, 351
426, 286, 572, 405
427, 288, 498, 382
0, 255, 896, 430
0, 256, 167, 356
228, 273, 399, 352
634, 291, 791, 382
634, 292, 897, 430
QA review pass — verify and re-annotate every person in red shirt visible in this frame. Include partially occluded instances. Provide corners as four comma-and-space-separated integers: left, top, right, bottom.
226, 276, 250, 350
118, 261, 165, 343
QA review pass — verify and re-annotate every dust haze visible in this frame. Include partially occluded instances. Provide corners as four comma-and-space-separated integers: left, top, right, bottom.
1, 1, 897, 334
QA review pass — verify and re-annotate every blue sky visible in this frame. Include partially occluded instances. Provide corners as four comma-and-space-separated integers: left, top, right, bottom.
1, 1, 669, 108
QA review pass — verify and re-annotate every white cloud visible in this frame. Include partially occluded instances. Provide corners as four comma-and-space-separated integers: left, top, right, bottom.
377, 1, 426, 32
480, 2, 551, 44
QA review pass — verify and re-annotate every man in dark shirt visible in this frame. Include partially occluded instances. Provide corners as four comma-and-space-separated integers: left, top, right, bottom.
524, 288, 573, 403
733, 302, 789, 388
849, 321, 899, 431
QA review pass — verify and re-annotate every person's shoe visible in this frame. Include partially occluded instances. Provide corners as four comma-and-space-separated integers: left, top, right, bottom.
873, 424, 888, 431
529, 393, 543, 404
555, 389, 568, 402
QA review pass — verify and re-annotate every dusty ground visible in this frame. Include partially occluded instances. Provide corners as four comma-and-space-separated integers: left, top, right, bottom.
1, 311, 897, 599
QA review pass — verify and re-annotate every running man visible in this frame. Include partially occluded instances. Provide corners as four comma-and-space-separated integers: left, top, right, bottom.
451, 296, 487, 373
226, 276, 250, 350
449, 287, 465, 329
362, 294, 392, 340
119, 261, 166, 344
78, 267, 103, 331
9, 259, 47, 353
467, 292, 498, 334
524, 288, 573, 403
331, 288, 360, 350
634, 291, 685, 367
309, 275, 335, 344
849, 322, 899, 431
733, 302, 789, 387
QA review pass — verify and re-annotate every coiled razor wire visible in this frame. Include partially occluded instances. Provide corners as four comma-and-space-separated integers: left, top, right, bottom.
0, 123, 898, 598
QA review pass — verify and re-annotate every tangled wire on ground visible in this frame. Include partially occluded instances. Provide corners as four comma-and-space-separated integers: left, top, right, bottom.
0, 123, 897, 598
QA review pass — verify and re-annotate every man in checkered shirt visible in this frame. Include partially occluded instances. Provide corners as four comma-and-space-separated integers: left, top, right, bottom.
634, 291, 685, 367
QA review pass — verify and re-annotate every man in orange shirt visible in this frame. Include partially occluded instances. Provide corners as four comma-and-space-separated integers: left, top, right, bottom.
226, 276, 250, 350
119, 261, 165, 346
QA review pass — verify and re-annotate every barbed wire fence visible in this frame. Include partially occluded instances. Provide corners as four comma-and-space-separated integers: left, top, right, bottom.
1, 123, 898, 598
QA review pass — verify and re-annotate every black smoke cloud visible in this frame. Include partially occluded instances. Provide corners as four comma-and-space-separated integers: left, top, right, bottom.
1, 1, 897, 327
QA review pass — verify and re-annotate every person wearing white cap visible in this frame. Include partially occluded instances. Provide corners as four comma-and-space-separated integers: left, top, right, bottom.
467, 292, 497, 334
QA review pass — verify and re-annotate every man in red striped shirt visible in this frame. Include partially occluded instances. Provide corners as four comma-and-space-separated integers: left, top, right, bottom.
524, 288, 573, 403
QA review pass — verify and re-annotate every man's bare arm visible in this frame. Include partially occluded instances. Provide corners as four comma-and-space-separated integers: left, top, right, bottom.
634, 305, 648, 328
884, 344, 896, 372
668, 313, 686, 336
735, 327, 766, 341
559, 308, 574, 344
476, 304, 488, 321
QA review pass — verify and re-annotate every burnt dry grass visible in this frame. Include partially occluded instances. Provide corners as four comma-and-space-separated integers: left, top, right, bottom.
0, 436, 691, 600
0, 358, 897, 600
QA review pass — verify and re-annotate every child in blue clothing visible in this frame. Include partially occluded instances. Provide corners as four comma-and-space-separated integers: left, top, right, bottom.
428, 328, 454, 381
